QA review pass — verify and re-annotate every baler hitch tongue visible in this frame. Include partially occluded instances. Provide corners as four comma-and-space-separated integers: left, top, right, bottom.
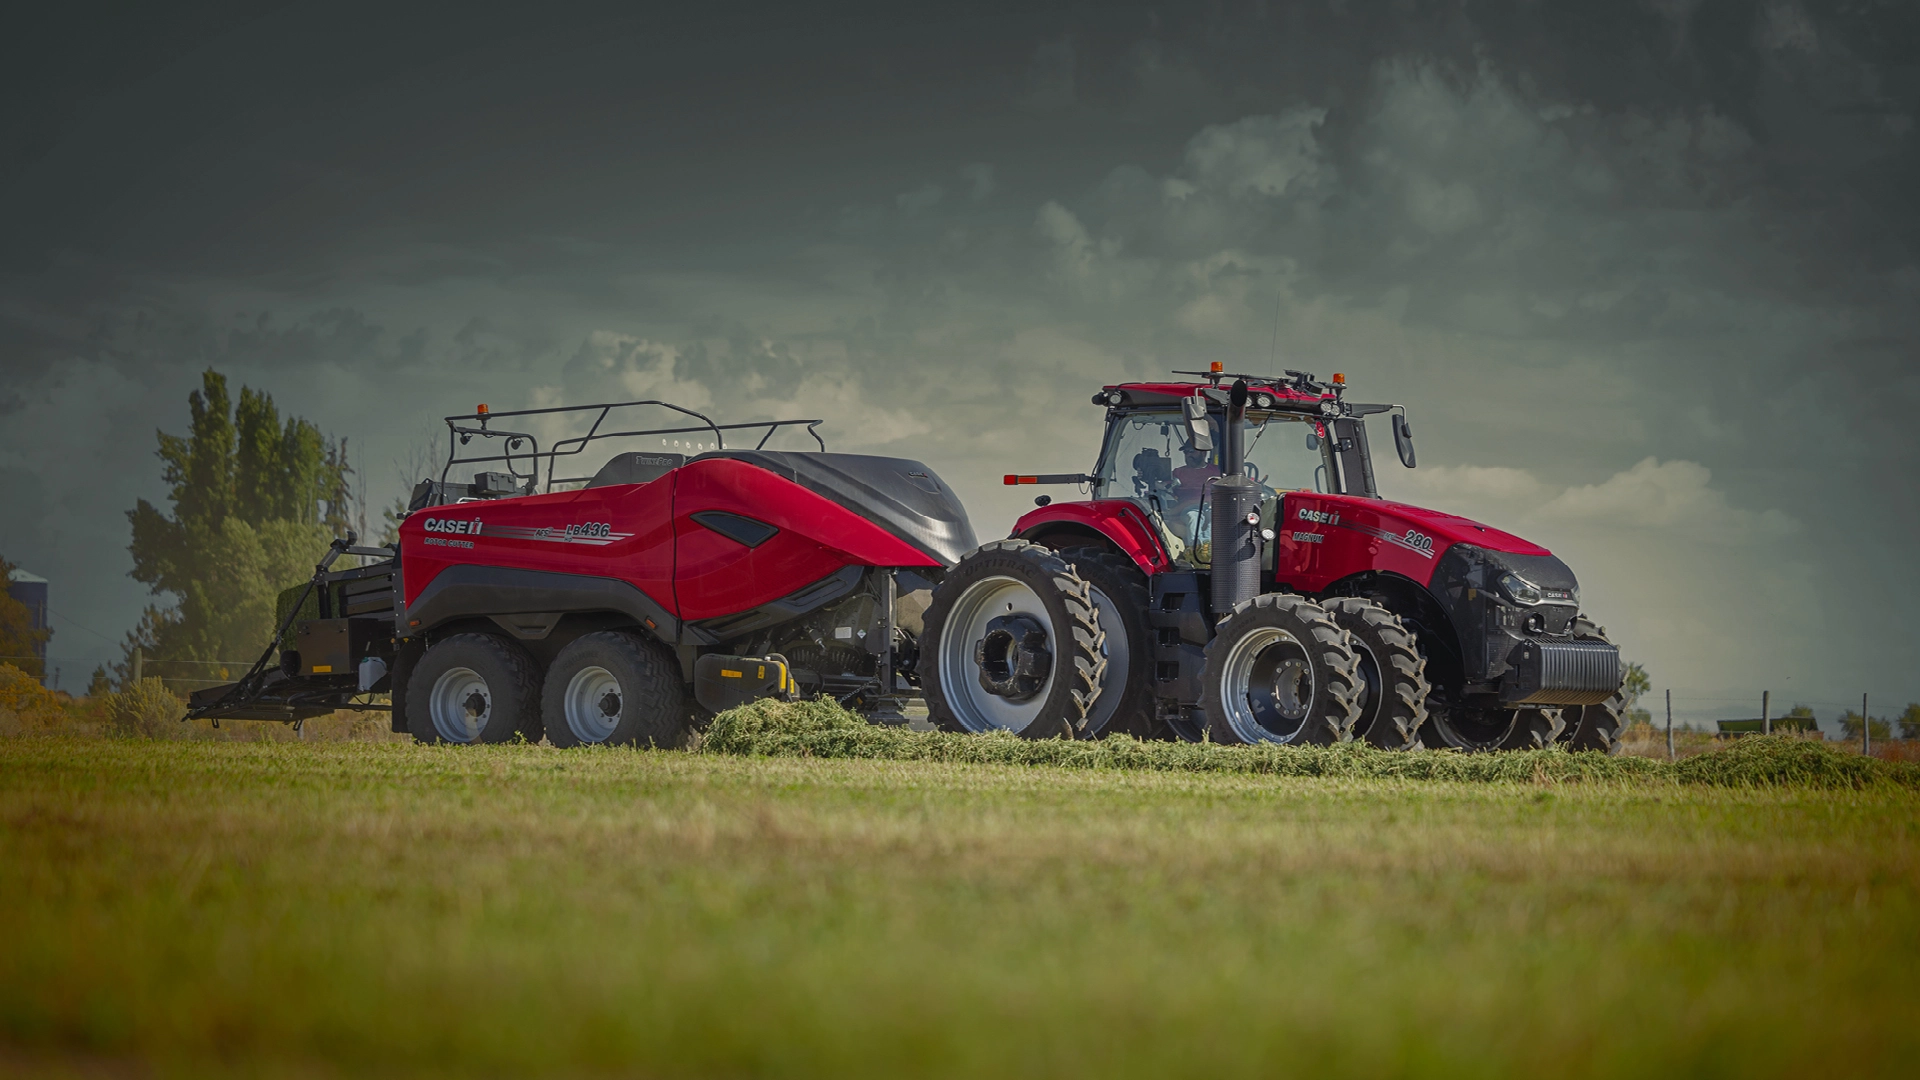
184, 532, 396, 725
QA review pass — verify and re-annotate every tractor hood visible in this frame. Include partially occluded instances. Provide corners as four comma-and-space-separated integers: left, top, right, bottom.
706, 450, 978, 568
1358, 496, 1551, 558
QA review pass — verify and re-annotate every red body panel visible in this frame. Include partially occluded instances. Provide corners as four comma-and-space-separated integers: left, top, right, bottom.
669, 458, 937, 620
1273, 493, 1545, 593
398, 456, 939, 625
400, 474, 679, 611
1013, 493, 1548, 593
1011, 500, 1174, 577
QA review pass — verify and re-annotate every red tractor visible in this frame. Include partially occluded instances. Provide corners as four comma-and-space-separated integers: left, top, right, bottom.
945, 364, 1628, 752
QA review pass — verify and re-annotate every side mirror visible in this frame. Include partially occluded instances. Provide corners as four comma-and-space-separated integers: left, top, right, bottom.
1182, 396, 1213, 452
1393, 413, 1416, 468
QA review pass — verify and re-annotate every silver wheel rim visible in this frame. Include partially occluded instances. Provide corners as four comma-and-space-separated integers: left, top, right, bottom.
564, 665, 623, 744
429, 666, 491, 743
1219, 626, 1314, 744
937, 575, 1055, 734
1083, 584, 1128, 736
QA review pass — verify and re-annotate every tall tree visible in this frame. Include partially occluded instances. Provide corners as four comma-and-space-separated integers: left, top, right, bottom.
124, 370, 353, 670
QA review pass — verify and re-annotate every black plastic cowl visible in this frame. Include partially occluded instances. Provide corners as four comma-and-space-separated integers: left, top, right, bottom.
707, 451, 978, 568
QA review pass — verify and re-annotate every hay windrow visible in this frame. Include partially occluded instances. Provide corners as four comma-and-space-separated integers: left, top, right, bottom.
703, 699, 1920, 789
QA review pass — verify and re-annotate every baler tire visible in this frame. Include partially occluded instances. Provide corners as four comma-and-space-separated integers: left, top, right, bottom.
406, 633, 540, 746
1058, 546, 1158, 740
1323, 598, 1428, 751
1202, 593, 1361, 746
388, 638, 425, 735
543, 631, 693, 749
918, 540, 1105, 739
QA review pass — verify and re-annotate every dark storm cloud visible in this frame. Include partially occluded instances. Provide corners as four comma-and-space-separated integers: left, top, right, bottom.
1, 1, 1915, 717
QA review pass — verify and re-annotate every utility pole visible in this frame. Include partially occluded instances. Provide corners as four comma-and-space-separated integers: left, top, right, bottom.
1666, 689, 1674, 761
1762, 690, 1770, 736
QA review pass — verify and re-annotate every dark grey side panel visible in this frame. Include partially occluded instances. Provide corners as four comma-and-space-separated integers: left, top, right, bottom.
404, 564, 680, 644
688, 564, 864, 644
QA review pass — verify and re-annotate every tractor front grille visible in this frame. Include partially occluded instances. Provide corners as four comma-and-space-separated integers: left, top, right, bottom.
1500, 636, 1620, 707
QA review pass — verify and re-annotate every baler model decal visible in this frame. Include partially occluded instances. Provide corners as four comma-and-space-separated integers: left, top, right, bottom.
480, 523, 634, 546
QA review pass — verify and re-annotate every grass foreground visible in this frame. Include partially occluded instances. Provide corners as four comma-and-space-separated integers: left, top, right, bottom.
2, 708, 1918, 1077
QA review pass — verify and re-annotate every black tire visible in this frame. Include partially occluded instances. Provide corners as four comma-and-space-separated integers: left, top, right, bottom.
1323, 598, 1428, 750
388, 638, 425, 736
1562, 694, 1627, 754
1420, 704, 1564, 752
406, 633, 540, 745
1558, 615, 1628, 754
1058, 546, 1157, 739
543, 630, 692, 748
1202, 593, 1360, 746
918, 540, 1105, 739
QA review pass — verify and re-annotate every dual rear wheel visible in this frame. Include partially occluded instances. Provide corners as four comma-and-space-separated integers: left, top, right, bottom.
404, 630, 691, 748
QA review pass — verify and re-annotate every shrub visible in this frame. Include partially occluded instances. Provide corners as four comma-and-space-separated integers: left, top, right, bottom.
0, 663, 73, 735
104, 677, 187, 738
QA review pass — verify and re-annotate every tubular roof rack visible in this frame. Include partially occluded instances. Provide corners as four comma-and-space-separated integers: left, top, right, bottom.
438, 400, 826, 495
1168, 368, 1334, 395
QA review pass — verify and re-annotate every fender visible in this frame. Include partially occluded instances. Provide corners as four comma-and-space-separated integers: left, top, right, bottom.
1011, 499, 1173, 576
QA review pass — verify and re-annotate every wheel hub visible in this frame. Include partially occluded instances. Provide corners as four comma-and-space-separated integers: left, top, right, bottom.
973, 613, 1052, 701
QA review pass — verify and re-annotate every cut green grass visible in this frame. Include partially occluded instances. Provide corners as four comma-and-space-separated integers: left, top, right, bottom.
708, 698, 1920, 789
1, 725, 1916, 1078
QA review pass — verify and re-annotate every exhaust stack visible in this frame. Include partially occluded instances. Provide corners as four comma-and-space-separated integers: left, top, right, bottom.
1209, 379, 1262, 618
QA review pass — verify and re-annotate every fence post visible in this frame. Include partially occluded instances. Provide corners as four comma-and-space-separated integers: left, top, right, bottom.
1666, 689, 1674, 761
1862, 692, 1870, 757
1762, 690, 1770, 736
132, 647, 142, 686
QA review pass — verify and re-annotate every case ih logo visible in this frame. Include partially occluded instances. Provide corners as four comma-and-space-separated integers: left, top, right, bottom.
1296, 507, 1339, 525
423, 517, 483, 536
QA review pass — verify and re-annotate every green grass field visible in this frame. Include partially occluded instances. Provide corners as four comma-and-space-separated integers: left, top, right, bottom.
3, 730, 1917, 1078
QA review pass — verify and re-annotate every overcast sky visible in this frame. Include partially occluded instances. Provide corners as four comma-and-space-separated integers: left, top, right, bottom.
3, 0, 1915, 724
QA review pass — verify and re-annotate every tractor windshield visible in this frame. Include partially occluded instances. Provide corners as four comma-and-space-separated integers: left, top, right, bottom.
1094, 408, 1333, 566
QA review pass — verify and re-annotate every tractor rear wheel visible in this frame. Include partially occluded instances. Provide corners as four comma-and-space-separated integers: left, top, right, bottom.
406, 633, 541, 745
1420, 705, 1563, 752
1058, 546, 1157, 739
1323, 598, 1428, 750
919, 540, 1105, 739
1202, 594, 1360, 746
543, 631, 692, 748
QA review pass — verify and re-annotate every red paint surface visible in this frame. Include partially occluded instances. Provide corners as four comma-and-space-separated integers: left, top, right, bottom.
399, 456, 938, 624
400, 475, 678, 612
669, 458, 936, 620
1011, 499, 1174, 576
1274, 493, 1549, 592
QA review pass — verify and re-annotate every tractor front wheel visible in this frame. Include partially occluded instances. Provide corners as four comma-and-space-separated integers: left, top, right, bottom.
919, 540, 1105, 739
1323, 597, 1428, 751
1420, 705, 1563, 752
1202, 594, 1360, 746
